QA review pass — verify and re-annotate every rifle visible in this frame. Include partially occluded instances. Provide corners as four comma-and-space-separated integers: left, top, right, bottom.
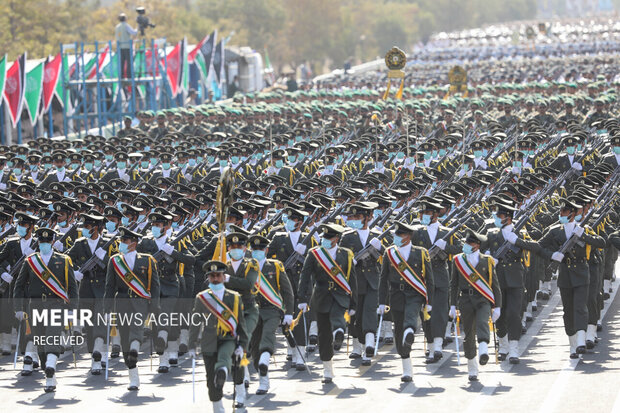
354, 208, 394, 262
77, 224, 138, 273
151, 214, 210, 263
428, 211, 475, 260
253, 210, 284, 235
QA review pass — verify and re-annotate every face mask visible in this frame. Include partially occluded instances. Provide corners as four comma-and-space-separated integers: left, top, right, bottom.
219, 160, 228, 167
119, 241, 130, 254
285, 219, 297, 232
106, 221, 117, 233
614, 147, 620, 154
463, 164, 470, 171
566, 147, 575, 155
39, 243, 52, 255
376, 161, 384, 169
82, 228, 91, 238
559, 215, 569, 224
421, 214, 431, 225
209, 282, 224, 291
251, 250, 266, 261
56, 166, 65, 173
58, 220, 67, 228
391, 200, 398, 209
71, 163, 80, 170
326, 165, 334, 173
188, 159, 197, 167
373, 210, 382, 220
17, 225, 27, 238
137, 214, 146, 223
105, 155, 113, 162
347, 219, 363, 229
439, 149, 447, 157
576, 144, 582, 152
288, 155, 297, 163
396, 152, 405, 160
574, 214, 582, 222
150, 157, 158, 165
199, 209, 208, 219
321, 238, 333, 249
229, 248, 245, 261
13, 168, 22, 176
63, 191, 70, 197
432, 150, 438, 158
141, 161, 150, 169
275, 160, 284, 168
117, 162, 126, 169
242, 218, 248, 228
268, 188, 276, 197
231, 156, 240, 164
121, 217, 130, 227
207, 156, 216, 164
474, 150, 483, 158
494, 216, 503, 228
482, 149, 488, 157
152, 226, 163, 238
162, 162, 171, 170
393, 234, 403, 247
44, 163, 52, 170
30, 165, 38, 172
172, 221, 180, 229
424, 153, 432, 160
462, 244, 474, 255
84, 162, 94, 171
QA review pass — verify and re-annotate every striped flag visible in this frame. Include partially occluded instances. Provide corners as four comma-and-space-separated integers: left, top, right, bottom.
3, 53, 27, 128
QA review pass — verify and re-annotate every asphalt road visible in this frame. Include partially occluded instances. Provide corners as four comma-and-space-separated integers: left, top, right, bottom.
1, 259, 619, 413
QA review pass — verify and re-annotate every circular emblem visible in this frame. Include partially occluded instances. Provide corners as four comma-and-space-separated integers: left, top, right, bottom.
222, 309, 231, 319
5, 77, 17, 95
232, 236, 239, 243
384, 47, 406, 71
210, 264, 217, 272
44, 66, 57, 83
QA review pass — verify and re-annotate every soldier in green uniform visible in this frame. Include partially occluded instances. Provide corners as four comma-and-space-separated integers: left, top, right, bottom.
66, 213, 111, 375
378, 221, 434, 382
247, 235, 294, 395
298, 223, 357, 383
450, 230, 501, 382
538, 198, 606, 358
117, 116, 142, 138
14, 228, 79, 393
104, 226, 160, 391
188, 260, 248, 413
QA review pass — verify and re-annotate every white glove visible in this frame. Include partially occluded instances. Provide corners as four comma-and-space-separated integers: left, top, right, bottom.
433, 239, 447, 250
571, 162, 582, 171
369, 237, 382, 251
234, 346, 244, 360
161, 243, 175, 255
0, 183, 6, 190
15, 311, 24, 321
188, 349, 197, 359
224, 274, 231, 283
283, 314, 293, 326
294, 244, 307, 255
449, 306, 457, 319
95, 247, 106, 261
74, 271, 84, 282
348, 309, 356, 317
53, 240, 64, 251
298, 303, 308, 312
23, 247, 35, 256
505, 231, 518, 245
377, 304, 386, 315
1, 272, 12, 283
425, 304, 432, 313
573, 225, 584, 237
511, 166, 521, 174
491, 307, 501, 323
551, 251, 564, 262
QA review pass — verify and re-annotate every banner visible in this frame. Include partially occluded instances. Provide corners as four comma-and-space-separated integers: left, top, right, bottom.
0, 55, 6, 104
24, 61, 44, 124
189, 30, 217, 82
3, 53, 27, 128
165, 41, 182, 97
213, 40, 224, 85
43, 54, 61, 113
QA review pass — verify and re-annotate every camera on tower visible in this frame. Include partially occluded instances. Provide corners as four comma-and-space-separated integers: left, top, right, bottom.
136, 6, 155, 36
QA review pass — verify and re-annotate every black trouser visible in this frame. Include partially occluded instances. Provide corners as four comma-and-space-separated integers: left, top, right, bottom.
559, 286, 588, 336
587, 262, 600, 324
120, 48, 132, 79
496, 287, 523, 341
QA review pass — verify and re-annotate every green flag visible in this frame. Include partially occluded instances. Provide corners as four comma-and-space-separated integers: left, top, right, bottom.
55, 54, 69, 106
24, 62, 44, 124
0, 55, 6, 101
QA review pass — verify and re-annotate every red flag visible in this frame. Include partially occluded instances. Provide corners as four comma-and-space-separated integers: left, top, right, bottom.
164, 42, 181, 97
3, 53, 26, 128
188, 35, 207, 63
43, 54, 61, 113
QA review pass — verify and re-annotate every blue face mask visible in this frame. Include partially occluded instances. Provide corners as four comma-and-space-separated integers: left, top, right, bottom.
321, 238, 333, 249
574, 214, 582, 222
474, 150, 483, 158
56, 166, 65, 173
117, 162, 126, 169
513, 161, 522, 168
58, 220, 67, 228
44, 163, 52, 170
373, 210, 382, 220
462, 244, 474, 255
376, 161, 384, 169
396, 152, 405, 160
231, 156, 240, 164
207, 156, 216, 164
432, 150, 438, 158
242, 218, 248, 228
251, 250, 266, 261
172, 221, 180, 229
424, 153, 432, 160
494, 216, 503, 228
84, 162, 94, 171
188, 159, 197, 167
393, 234, 404, 247
275, 160, 284, 168
137, 214, 146, 223
82, 228, 91, 238
70, 163, 79, 170
269, 188, 276, 197
614, 147, 620, 155
347, 219, 363, 229
121, 217, 130, 227
105, 221, 117, 233
119, 241, 130, 254
421, 214, 431, 225
559, 215, 569, 224
150, 157, 158, 165
566, 147, 576, 155
285, 219, 297, 232
39, 243, 52, 255
105, 155, 114, 162
288, 155, 297, 163
576, 144, 582, 152
209, 282, 224, 291
229, 248, 245, 261
439, 149, 447, 157
162, 162, 171, 170
17, 225, 27, 238
93, 160, 102, 167
13, 168, 22, 176
152, 226, 162, 238
199, 209, 208, 219
463, 164, 470, 171
326, 165, 334, 173
219, 160, 228, 167
391, 200, 398, 209
141, 161, 150, 169
482, 149, 488, 157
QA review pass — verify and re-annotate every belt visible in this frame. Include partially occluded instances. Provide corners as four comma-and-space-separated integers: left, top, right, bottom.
391, 282, 409, 291
328, 280, 336, 291
565, 257, 586, 265
460, 288, 475, 296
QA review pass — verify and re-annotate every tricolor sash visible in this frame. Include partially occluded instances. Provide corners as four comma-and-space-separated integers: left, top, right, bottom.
255, 270, 283, 309
111, 255, 151, 299
453, 254, 495, 305
311, 247, 351, 295
26, 254, 70, 303
386, 246, 427, 301
198, 290, 238, 337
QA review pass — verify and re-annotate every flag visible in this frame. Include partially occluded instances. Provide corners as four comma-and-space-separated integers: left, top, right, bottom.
180, 37, 189, 93
24, 62, 44, 124
189, 30, 217, 81
0, 55, 6, 104
3, 53, 27, 128
213, 40, 224, 85
43, 54, 61, 113
264, 48, 276, 85
54, 53, 69, 107
165, 41, 183, 97
83, 46, 110, 80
